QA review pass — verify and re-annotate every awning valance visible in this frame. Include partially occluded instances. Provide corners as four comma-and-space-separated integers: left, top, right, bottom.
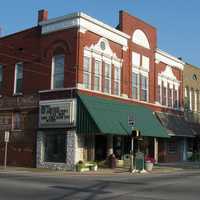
77, 93, 169, 138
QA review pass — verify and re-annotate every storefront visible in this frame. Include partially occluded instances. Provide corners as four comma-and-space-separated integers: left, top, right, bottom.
36, 99, 79, 170
156, 112, 196, 162
37, 91, 171, 170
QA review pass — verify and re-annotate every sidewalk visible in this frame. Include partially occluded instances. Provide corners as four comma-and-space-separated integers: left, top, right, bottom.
158, 161, 200, 169
0, 165, 185, 176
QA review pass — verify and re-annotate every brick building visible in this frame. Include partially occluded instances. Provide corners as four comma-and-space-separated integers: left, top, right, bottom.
0, 10, 194, 169
183, 64, 200, 156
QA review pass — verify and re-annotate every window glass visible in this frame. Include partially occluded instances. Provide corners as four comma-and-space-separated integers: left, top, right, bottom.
83, 56, 91, 89
94, 60, 101, 91
114, 66, 120, 96
15, 63, 23, 94
141, 75, 148, 101
12, 112, 21, 130
132, 52, 140, 67
142, 56, 149, 70
44, 134, 66, 163
168, 140, 177, 154
52, 55, 64, 89
132, 72, 139, 99
104, 63, 111, 93
168, 87, 172, 107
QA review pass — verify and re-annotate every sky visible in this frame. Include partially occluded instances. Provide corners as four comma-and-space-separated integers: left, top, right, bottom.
0, 0, 200, 66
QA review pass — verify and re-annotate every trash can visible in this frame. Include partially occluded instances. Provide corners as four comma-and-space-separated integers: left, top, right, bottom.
135, 152, 144, 171
108, 154, 116, 169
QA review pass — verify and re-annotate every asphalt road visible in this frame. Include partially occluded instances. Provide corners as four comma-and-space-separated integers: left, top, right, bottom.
0, 170, 200, 200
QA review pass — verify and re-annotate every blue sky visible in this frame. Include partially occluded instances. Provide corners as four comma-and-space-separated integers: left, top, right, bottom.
1, 0, 200, 66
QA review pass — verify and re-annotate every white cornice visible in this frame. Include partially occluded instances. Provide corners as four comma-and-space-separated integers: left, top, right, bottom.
39, 12, 130, 48
155, 49, 185, 70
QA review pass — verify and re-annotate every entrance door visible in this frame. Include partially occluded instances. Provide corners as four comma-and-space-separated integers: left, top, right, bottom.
95, 135, 107, 161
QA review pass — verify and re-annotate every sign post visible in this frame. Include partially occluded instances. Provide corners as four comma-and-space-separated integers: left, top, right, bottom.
128, 114, 136, 173
4, 131, 10, 169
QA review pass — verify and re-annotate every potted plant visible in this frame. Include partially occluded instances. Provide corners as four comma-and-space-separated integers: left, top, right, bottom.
145, 156, 155, 171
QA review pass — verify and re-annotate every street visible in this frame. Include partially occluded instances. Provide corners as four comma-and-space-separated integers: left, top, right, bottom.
0, 170, 200, 200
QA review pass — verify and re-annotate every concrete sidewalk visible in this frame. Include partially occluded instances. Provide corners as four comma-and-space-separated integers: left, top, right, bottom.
0, 165, 185, 176
158, 161, 200, 169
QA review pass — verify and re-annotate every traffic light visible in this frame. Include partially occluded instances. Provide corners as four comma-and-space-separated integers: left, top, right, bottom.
131, 129, 141, 138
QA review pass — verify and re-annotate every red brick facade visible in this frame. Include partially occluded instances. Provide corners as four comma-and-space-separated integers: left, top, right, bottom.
0, 10, 185, 166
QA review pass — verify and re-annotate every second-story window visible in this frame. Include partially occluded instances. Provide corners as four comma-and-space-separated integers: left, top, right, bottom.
114, 66, 121, 96
168, 86, 172, 107
52, 54, 65, 89
14, 63, 23, 94
83, 56, 91, 89
132, 72, 139, 99
104, 63, 111, 93
94, 60, 101, 91
12, 112, 21, 130
174, 89, 178, 108
140, 75, 148, 101
0, 65, 3, 94
162, 84, 167, 106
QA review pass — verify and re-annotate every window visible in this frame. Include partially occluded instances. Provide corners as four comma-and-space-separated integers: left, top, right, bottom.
14, 63, 23, 94
94, 60, 101, 91
44, 134, 66, 163
168, 87, 172, 107
104, 63, 111, 93
142, 56, 149, 70
140, 75, 148, 101
157, 85, 161, 103
162, 85, 167, 106
114, 66, 121, 96
132, 52, 140, 67
0, 65, 3, 93
12, 112, 21, 130
132, 72, 139, 99
174, 89, 178, 108
83, 56, 91, 89
168, 140, 177, 154
52, 54, 64, 89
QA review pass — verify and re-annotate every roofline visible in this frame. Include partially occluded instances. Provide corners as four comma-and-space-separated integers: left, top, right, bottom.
39, 12, 130, 39
156, 48, 185, 65
0, 26, 39, 40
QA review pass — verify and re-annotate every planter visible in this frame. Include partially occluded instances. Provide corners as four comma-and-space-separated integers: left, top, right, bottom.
145, 161, 153, 171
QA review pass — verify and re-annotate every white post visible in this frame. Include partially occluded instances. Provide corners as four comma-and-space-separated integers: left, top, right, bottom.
4, 142, 8, 169
154, 138, 158, 164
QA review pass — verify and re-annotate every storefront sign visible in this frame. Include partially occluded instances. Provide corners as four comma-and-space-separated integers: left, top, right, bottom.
39, 99, 76, 128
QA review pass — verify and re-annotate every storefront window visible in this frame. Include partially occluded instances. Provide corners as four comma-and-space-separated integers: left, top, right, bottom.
168, 140, 177, 154
44, 134, 66, 163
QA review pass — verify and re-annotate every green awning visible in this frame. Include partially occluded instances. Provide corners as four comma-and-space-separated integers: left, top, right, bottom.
77, 93, 169, 138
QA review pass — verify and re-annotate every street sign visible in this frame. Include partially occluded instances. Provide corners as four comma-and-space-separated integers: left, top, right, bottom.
4, 131, 10, 143
128, 114, 135, 127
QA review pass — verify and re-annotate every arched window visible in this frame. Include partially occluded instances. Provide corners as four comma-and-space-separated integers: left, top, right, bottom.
51, 48, 65, 89
132, 29, 150, 49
